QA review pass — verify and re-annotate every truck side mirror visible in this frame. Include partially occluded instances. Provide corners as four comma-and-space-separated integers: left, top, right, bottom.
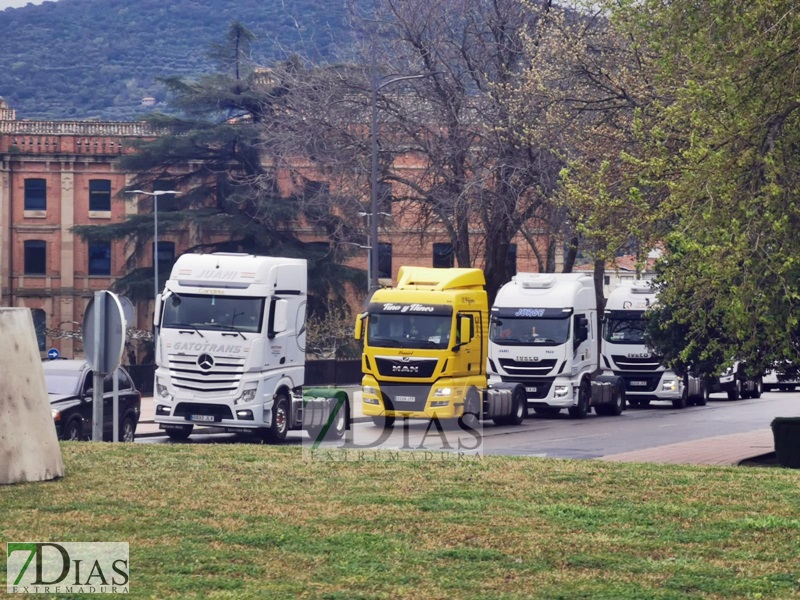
574, 317, 589, 348
268, 298, 289, 339
354, 313, 366, 341
153, 293, 163, 327
456, 314, 474, 349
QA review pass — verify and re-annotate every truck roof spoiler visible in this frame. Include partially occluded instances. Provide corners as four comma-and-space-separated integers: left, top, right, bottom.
396, 267, 485, 291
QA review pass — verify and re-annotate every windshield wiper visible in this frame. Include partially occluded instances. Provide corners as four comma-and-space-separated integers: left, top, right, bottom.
216, 323, 246, 340
172, 323, 205, 337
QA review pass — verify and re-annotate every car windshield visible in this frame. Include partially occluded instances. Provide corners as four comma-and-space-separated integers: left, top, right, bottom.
162, 293, 265, 333
490, 316, 570, 346
367, 313, 452, 349
604, 315, 647, 344
45, 371, 81, 395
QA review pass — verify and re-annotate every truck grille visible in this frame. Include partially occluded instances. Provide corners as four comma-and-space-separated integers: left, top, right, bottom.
619, 373, 663, 393
380, 383, 433, 412
167, 353, 246, 393
611, 355, 663, 372
498, 358, 558, 377
375, 356, 438, 379
174, 403, 234, 420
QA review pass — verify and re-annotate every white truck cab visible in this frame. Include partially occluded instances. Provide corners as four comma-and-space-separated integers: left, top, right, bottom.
601, 281, 695, 408
488, 273, 625, 418
153, 253, 347, 442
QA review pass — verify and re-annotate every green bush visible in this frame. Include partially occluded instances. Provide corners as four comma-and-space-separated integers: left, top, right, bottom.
770, 417, 800, 469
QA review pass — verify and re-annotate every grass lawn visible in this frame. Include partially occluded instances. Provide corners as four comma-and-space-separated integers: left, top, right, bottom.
2, 443, 800, 599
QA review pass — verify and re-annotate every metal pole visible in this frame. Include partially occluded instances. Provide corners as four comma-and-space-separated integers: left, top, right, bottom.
92, 291, 104, 442
370, 52, 380, 294
154, 193, 159, 309
112, 367, 119, 443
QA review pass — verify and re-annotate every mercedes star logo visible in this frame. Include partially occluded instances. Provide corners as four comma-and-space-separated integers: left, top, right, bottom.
197, 354, 215, 370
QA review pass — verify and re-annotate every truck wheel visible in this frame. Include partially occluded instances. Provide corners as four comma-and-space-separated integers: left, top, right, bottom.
261, 394, 289, 443
494, 385, 526, 426
459, 390, 481, 429
727, 379, 741, 401
750, 378, 763, 399
672, 387, 688, 409
695, 381, 709, 406
568, 381, 590, 419
166, 425, 193, 441
371, 416, 395, 429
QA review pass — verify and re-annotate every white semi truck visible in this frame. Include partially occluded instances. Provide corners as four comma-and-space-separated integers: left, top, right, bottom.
601, 281, 700, 408
487, 273, 625, 418
152, 253, 349, 442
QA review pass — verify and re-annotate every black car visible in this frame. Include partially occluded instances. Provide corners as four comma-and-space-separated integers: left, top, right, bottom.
43, 360, 141, 442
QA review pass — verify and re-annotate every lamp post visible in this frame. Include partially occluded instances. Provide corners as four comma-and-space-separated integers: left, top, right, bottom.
369, 60, 441, 294
125, 190, 179, 304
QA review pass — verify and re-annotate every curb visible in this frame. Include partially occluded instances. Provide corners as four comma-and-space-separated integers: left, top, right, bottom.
135, 416, 374, 439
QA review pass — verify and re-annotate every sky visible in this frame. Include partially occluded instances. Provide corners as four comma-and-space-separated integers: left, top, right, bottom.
0, 0, 50, 9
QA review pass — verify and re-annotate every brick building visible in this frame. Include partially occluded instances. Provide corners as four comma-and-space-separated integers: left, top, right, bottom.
0, 96, 568, 359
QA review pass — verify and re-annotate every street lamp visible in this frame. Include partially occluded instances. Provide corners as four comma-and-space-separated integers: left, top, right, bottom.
369, 61, 442, 294
125, 189, 179, 303
358, 210, 391, 290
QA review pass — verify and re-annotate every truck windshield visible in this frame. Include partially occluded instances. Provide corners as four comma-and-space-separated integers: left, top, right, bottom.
162, 294, 265, 334
604, 315, 647, 344
490, 317, 570, 346
367, 313, 452, 349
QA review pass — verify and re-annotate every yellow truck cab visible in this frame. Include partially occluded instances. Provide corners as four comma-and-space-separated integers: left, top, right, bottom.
355, 266, 526, 428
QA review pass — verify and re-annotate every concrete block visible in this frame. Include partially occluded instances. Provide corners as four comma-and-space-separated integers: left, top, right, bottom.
0, 308, 64, 485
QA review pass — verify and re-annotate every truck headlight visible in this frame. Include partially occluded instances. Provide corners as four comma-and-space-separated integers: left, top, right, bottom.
51, 408, 61, 421
661, 379, 677, 392
433, 387, 452, 397
554, 385, 570, 398
363, 385, 378, 396
156, 381, 170, 399
363, 397, 380, 405
236, 387, 258, 406
431, 401, 449, 407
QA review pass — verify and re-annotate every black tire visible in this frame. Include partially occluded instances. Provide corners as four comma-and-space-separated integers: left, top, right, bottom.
494, 386, 526, 426
120, 416, 136, 443
309, 399, 349, 441
727, 379, 741, 401
596, 381, 625, 416
695, 381, 709, 406
261, 393, 290, 443
751, 378, 763, 399
371, 415, 395, 429
459, 390, 481, 429
672, 386, 688, 409
62, 418, 83, 441
568, 380, 591, 419
533, 406, 561, 416
166, 425, 193, 441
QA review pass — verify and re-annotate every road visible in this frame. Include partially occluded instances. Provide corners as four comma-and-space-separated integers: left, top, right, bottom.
137, 390, 800, 459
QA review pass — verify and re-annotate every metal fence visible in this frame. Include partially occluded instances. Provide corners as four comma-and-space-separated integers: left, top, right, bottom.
126, 360, 363, 395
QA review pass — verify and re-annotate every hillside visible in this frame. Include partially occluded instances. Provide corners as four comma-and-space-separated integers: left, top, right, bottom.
0, 0, 353, 120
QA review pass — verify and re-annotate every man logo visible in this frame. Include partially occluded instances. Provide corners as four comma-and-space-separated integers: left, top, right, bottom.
197, 354, 215, 370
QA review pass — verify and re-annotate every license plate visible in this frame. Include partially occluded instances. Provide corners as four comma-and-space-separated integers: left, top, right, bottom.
394, 395, 416, 403
526, 387, 538, 393
190, 414, 216, 422
629, 381, 647, 387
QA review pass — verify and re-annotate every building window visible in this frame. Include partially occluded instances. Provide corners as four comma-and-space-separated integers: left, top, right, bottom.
378, 242, 392, 280
433, 242, 454, 268
24, 240, 46, 275
31, 308, 46, 352
506, 243, 517, 276
89, 179, 112, 211
88, 242, 111, 275
153, 241, 175, 265
24, 179, 46, 211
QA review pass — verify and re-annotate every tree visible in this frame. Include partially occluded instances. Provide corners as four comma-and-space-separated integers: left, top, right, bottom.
614, 0, 800, 375
74, 23, 363, 315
